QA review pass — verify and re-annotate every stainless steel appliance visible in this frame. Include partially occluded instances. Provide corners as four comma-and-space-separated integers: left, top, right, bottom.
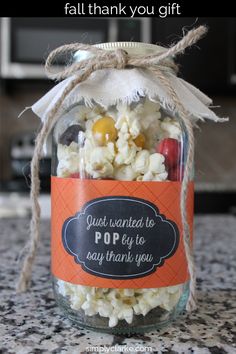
0, 17, 151, 78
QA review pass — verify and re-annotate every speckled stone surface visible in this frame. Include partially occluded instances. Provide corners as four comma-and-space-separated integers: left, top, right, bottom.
1, 215, 236, 354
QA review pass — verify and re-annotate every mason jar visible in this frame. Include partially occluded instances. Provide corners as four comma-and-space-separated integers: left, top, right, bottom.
51, 42, 193, 334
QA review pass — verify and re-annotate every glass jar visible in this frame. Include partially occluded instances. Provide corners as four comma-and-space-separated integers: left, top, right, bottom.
51, 42, 193, 334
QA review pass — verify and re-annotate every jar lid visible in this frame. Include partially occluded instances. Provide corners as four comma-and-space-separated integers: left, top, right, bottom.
94, 41, 165, 55
74, 42, 167, 62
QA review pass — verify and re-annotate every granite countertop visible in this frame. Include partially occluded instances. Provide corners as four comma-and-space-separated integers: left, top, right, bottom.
1, 215, 236, 354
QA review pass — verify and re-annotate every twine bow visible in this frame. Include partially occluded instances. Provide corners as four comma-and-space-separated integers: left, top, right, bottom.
17, 25, 208, 312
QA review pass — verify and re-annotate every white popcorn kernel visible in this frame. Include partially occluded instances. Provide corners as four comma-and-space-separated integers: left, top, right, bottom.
114, 165, 137, 181
120, 122, 129, 134
152, 171, 168, 181
85, 146, 114, 178
137, 298, 152, 316
74, 105, 104, 123
129, 119, 141, 138
121, 308, 134, 324
115, 104, 142, 138
143, 99, 160, 113
132, 150, 150, 174
167, 285, 182, 294
86, 293, 94, 301
144, 122, 161, 150
111, 298, 123, 309
123, 289, 135, 297
141, 171, 154, 181
57, 280, 70, 297
57, 141, 79, 159
81, 300, 91, 311
133, 303, 142, 315
115, 143, 137, 166
81, 300, 98, 316
148, 153, 166, 174
169, 291, 181, 308
70, 294, 86, 310
109, 315, 119, 327
106, 142, 116, 156
140, 100, 161, 130
160, 294, 172, 312
132, 103, 144, 115
160, 117, 182, 140
97, 301, 113, 318
145, 293, 162, 308
107, 289, 118, 301
57, 142, 80, 177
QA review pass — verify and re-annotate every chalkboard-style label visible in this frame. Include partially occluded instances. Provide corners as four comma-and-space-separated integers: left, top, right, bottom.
62, 196, 179, 279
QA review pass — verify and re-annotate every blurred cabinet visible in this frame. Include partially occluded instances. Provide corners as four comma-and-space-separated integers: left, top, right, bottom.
152, 18, 235, 93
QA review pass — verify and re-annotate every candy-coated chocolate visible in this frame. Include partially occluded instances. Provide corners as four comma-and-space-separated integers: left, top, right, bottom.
69, 172, 80, 178
59, 124, 84, 146
134, 133, 146, 148
168, 165, 184, 181
156, 138, 180, 168
92, 116, 118, 146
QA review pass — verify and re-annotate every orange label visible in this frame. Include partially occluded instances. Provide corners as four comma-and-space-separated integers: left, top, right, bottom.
51, 177, 194, 288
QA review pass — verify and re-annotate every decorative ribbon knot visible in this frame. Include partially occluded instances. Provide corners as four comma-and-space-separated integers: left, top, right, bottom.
17, 26, 208, 313
45, 25, 207, 81
113, 48, 129, 69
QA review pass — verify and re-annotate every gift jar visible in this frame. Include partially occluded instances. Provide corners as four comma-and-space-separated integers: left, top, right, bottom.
17, 27, 226, 334
50, 42, 194, 333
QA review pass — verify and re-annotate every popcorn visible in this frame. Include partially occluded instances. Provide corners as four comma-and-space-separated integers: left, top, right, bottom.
144, 121, 161, 152
57, 280, 182, 327
145, 292, 162, 308
132, 150, 150, 174
57, 142, 80, 177
82, 139, 115, 178
56, 99, 184, 328
74, 105, 105, 123
160, 117, 182, 140
114, 165, 137, 181
81, 300, 98, 316
109, 315, 119, 328
116, 104, 142, 138
115, 133, 138, 166
133, 303, 142, 315
153, 171, 169, 181
123, 289, 135, 297
148, 153, 166, 174
134, 151, 167, 181
137, 170, 168, 182
139, 100, 161, 130
97, 300, 113, 318
70, 294, 86, 310
135, 297, 152, 316
85, 145, 114, 178
119, 307, 134, 324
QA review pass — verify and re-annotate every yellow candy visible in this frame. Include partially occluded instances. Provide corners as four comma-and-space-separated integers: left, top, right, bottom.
92, 116, 118, 146
134, 133, 146, 148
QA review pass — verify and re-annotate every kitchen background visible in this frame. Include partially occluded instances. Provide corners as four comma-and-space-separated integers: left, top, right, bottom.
0, 17, 235, 217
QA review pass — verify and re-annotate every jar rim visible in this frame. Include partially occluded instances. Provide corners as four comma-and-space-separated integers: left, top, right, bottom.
94, 41, 165, 53
74, 41, 167, 62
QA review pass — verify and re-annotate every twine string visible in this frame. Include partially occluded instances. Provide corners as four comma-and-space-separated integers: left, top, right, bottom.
17, 26, 207, 312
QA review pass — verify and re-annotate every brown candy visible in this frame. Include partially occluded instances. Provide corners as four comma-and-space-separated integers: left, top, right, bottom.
59, 124, 84, 146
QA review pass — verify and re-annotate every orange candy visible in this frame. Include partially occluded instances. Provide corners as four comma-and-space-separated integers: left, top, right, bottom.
134, 133, 146, 148
92, 116, 118, 146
